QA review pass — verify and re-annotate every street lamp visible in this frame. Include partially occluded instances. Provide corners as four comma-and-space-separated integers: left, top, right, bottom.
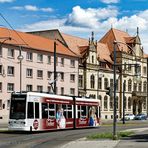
17, 48, 24, 93
113, 40, 139, 139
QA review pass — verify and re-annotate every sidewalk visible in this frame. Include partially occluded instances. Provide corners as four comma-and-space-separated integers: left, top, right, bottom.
60, 128, 148, 148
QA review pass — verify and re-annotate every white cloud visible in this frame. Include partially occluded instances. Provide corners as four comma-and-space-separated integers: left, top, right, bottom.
11, 5, 54, 12
24, 5, 38, 11
100, 0, 119, 4
0, 0, 14, 2
19, 6, 148, 54
65, 6, 118, 28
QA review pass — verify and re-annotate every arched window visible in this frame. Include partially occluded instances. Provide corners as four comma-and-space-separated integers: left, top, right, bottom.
143, 97, 146, 110
104, 96, 108, 110
128, 79, 132, 92
134, 83, 137, 91
128, 97, 131, 110
92, 55, 94, 63
90, 75, 95, 88
98, 95, 102, 110
143, 81, 147, 92
104, 78, 108, 90
110, 97, 113, 110
124, 96, 127, 109
138, 82, 142, 91
116, 96, 119, 110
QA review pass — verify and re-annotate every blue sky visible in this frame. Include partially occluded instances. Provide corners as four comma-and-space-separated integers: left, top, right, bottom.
0, 0, 148, 53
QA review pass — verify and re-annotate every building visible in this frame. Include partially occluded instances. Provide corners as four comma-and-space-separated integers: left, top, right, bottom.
0, 27, 79, 123
30, 28, 148, 119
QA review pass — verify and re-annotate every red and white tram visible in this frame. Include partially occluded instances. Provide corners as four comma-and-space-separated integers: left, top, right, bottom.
8, 92, 101, 131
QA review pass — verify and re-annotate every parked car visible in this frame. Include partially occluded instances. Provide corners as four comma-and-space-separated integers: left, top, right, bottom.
134, 113, 147, 120
124, 114, 135, 120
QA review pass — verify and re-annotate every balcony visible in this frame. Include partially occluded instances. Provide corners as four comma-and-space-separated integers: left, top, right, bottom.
132, 91, 147, 97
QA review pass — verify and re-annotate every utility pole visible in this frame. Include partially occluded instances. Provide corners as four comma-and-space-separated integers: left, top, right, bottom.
123, 80, 126, 124
113, 41, 117, 140
54, 41, 56, 94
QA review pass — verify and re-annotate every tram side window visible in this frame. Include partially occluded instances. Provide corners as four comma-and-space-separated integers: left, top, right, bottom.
67, 105, 72, 118
81, 106, 87, 118
42, 103, 48, 119
27, 102, 34, 119
77, 105, 87, 118
35, 102, 39, 119
49, 104, 55, 118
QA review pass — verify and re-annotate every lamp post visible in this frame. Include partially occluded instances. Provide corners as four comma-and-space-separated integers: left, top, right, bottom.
17, 48, 23, 93
113, 40, 139, 140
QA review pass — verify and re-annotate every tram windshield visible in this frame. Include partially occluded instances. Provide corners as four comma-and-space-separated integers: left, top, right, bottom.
10, 95, 26, 119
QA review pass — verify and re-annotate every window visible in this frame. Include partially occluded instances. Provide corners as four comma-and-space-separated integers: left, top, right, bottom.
98, 77, 102, 89
60, 72, 64, 81
143, 81, 147, 92
128, 97, 131, 110
47, 71, 52, 79
70, 60, 75, 67
61, 58, 64, 66
61, 87, 64, 95
138, 82, 142, 91
7, 83, 14, 92
26, 69, 33, 78
104, 78, 108, 90
124, 97, 127, 109
70, 88, 75, 95
35, 103, 39, 118
7, 100, 10, 109
70, 74, 75, 82
0, 82, 2, 92
134, 83, 137, 91
116, 96, 119, 110
47, 56, 51, 64
92, 55, 94, 63
26, 52, 33, 61
128, 79, 132, 92
143, 98, 146, 110
7, 66, 14, 76
37, 70, 43, 79
8, 48, 14, 58
37, 54, 43, 62
104, 96, 108, 110
110, 97, 113, 110
37, 85, 43, 92
42, 103, 48, 118
27, 102, 34, 118
0, 100, 2, 109
128, 65, 132, 72
116, 80, 118, 91
143, 67, 147, 75
79, 75, 83, 87
110, 79, 113, 88
90, 75, 95, 88
26, 85, 32, 91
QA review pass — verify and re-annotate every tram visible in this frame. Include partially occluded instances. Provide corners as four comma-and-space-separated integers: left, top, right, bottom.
8, 92, 101, 131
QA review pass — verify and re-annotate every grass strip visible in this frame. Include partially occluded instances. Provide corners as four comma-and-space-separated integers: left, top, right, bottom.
87, 131, 134, 140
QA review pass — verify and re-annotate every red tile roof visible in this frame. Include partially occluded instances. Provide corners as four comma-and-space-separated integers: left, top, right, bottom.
61, 33, 88, 56
0, 27, 77, 57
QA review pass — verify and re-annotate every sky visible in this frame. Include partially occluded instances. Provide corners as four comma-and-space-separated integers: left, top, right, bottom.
0, 0, 148, 53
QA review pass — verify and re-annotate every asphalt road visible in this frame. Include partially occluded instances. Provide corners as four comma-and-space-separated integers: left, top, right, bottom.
0, 120, 148, 148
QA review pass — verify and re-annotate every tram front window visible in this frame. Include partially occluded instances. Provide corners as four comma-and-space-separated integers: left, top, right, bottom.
10, 97, 26, 119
